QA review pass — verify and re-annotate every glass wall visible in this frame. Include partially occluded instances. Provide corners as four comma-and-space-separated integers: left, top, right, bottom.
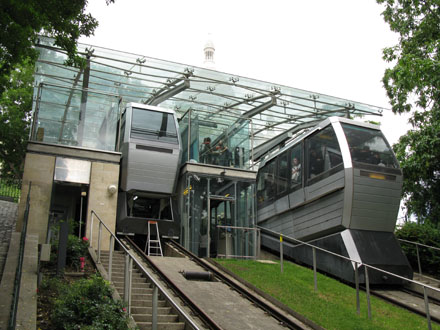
180, 173, 257, 258
179, 109, 252, 170
31, 83, 120, 151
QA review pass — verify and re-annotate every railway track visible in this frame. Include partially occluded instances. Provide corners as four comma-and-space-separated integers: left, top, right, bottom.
370, 286, 440, 323
122, 236, 319, 330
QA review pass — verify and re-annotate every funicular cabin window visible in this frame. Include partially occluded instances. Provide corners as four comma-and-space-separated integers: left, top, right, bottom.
306, 125, 343, 185
277, 152, 289, 195
257, 159, 276, 205
341, 124, 399, 168
290, 144, 302, 190
131, 108, 178, 144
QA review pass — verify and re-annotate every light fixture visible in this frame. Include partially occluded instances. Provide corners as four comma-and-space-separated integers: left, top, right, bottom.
107, 185, 117, 195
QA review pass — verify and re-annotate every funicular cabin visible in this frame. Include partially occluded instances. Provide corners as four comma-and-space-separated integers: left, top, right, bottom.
257, 117, 412, 284
17, 37, 397, 267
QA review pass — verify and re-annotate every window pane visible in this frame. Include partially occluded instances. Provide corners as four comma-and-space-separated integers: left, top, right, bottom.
291, 144, 302, 188
131, 108, 178, 144
277, 152, 289, 194
341, 124, 398, 168
257, 160, 276, 205
306, 125, 343, 183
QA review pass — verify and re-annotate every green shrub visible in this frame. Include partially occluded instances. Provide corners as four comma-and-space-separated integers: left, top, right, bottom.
66, 235, 89, 270
51, 275, 129, 329
396, 222, 440, 276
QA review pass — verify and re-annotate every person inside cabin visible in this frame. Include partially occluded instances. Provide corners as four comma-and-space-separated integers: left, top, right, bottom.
291, 157, 301, 183
309, 149, 324, 177
200, 137, 213, 164
358, 145, 373, 164
215, 139, 230, 166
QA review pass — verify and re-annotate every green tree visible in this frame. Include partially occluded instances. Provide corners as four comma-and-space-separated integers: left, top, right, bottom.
0, 60, 34, 180
377, 0, 440, 224
0, 0, 114, 94
0, 0, 113, 180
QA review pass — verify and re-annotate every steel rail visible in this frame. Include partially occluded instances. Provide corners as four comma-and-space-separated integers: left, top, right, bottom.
168, 240, 311, 330
122, 236, 222, 330
89, 210, 200, 330
370, 288, 440, 324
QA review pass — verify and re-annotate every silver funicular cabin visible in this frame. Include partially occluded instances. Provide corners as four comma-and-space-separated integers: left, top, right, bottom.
257, 117, 412, 284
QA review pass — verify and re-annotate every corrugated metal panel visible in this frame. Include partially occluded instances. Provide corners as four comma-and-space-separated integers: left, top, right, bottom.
305, 170, 345, 201
350, 170, 402, 232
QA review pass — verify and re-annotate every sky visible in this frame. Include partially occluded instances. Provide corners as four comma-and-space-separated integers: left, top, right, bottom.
79, 0, 413, 145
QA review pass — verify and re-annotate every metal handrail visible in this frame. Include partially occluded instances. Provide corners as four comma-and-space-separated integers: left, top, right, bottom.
90, 210, 200, 330
398, 238, 440, 252
216, 225, 260, 259
258, 226, 439, 328
398, 238, 440, 276
8, 182, 31, 330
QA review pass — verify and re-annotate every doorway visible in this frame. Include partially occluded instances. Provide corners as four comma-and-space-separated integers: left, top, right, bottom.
208, 195, 235, 257
49, 182, 89, 239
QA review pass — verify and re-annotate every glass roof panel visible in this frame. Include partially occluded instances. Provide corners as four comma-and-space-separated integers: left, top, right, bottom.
33, 36, 383, 150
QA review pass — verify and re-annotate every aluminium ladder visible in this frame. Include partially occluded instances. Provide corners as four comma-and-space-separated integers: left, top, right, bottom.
145, 221, 163, 256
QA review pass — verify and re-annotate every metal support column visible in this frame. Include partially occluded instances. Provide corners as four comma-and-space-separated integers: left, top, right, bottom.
312, 247, 317, 291
207, 178, 211, 258
355, 262, 360, 315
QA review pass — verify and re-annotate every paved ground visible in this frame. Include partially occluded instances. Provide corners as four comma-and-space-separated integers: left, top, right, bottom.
0, 200, 18, 279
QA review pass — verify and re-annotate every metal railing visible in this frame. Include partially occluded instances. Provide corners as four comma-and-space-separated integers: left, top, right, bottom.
7, 182, 31, 330
398, 238, 440, 276
258, 226, 440, 329
89, 210, 200, 330
0, 178, 21, 203
216, 225, 260, 259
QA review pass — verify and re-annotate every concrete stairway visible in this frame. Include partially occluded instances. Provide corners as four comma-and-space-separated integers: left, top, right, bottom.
99, 251, 185, 330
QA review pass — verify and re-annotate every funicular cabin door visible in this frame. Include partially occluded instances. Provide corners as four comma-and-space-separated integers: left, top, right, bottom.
207, 194, 235, 258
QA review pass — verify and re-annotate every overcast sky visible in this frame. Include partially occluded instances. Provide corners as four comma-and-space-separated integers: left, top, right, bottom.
79, 0, 412, 144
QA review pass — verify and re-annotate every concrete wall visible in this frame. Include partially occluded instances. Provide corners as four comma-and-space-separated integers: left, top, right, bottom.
16, 153, 55, 244
86, 162, 120, 250
17, 142, 121, 248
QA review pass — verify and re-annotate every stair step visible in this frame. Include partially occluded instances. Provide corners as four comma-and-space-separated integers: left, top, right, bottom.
112, 276, 149, 284
132, 314, 179, 323
131, 299, 172, 315
115, 287, 158, 296
130, 297, 167, 307
136, 321, 185, 330
131, 293, 157, 301
131, 301, 169, 312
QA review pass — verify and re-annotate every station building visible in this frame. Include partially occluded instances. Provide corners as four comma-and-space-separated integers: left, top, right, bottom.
16, 36, 383, 257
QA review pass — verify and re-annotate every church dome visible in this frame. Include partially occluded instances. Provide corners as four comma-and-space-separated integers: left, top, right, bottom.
204, 39, 215, 50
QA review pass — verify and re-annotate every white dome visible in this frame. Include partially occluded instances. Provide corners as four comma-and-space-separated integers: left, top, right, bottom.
204, 39, 215, 50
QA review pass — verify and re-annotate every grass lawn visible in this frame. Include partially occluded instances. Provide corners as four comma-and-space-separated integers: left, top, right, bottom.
216, 259, 437, 330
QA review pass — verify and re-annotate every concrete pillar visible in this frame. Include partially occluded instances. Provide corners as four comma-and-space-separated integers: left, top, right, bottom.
17, 153, 55, 244
86, 162, 119, 250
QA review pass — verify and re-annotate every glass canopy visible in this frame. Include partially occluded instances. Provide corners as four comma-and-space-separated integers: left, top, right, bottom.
31, 36, 383, 161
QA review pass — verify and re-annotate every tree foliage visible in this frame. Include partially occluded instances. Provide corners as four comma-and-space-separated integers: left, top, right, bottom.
395, 222, 440, 276
0, 0, 113, 180
0, 0, 111, 93
0, 60, 34, 180
377, 0, 440, 224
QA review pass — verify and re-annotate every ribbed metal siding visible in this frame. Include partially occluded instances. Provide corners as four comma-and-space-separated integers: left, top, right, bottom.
349, 169, 402, 232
